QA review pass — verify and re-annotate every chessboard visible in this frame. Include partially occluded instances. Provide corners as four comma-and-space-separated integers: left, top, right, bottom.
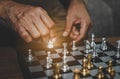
17, 41, 120, 79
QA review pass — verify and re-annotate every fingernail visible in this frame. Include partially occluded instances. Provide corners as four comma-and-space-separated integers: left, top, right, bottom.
63, 31, 68, 37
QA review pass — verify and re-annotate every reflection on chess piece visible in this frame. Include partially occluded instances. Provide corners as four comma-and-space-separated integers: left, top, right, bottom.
96, 66, 104, 79
27, 49, 34, 62
63, 43, 69, 54
53, 63, 61, 79
116, 40, 120, 58
73, 68, 80, 79
107, 60, 116, 77
81, 57, 90, 76
101, 37, 108, 51
84, 40, 91, 54
87, 54, 93, 69
46, 51, 52, 69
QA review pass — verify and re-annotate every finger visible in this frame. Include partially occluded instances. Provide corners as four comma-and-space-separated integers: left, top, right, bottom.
70, 26, 78, 39
63, 17, 73, 37
20, 17, 40, 38
17, 27, 32, 43
40, 11, 55, 29
75, 20, 88, 42
33, 16, 49, 37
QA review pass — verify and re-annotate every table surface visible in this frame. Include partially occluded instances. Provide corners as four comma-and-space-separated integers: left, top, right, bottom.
0, 36, 120, 79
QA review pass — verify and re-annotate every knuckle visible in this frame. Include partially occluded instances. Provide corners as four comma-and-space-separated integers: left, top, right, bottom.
33, 33, 40, 38
41, 30, 49, 36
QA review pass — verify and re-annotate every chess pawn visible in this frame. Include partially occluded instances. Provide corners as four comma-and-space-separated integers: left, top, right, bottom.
72, 41, 77, 51
81, 57, 90, 76
96, 66, 104, 79
106, 60, 116, 77
63, 43, 69, 54
53, 63, 62, 79
84, 40, 91, 54
87, 54, 93, 69
101, 37, 107, 51
73, 68, 80, 79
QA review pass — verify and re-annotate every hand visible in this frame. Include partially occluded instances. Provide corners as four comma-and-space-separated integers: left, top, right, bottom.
4, 1, 55, 43
63, 0, 92, 42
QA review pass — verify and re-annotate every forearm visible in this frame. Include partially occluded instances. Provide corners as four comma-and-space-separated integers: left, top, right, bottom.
0, 0, 16, 19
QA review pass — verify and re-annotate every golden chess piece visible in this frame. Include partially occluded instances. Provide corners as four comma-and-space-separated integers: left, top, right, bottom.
53, 63, 61, 79
96, 66, 104, 79
106, 60, 116, 78
73, 68, 81, 79
81, 57, 90, 76
87, 54, 93, 69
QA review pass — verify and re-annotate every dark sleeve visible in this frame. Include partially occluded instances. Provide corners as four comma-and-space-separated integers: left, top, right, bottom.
59, 0, 71, 9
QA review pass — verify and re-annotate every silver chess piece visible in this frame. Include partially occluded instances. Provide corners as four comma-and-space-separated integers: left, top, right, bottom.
84, 40, 91, 54
92, 43, 98, 58
61, 52, 70, 72
71, 41, 77, 51
46, 51, 53, 69
116, 41, 120, 58
91, 33, 95, 48
27, 49, 34, 62
101, 37, 108, 51
63, 43, 69, 54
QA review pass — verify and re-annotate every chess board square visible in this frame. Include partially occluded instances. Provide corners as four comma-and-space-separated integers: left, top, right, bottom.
34, 51, 46, 56
114, 73, 120, 79
39, 60, 46, 66
90, 69, 98, 76
77, 46, 85, 51
116, 60, 120, 64
104, 51, 116, 56
113, 66, 120, 73
68, 60, 80, 66
29, 65, 43, 72
67, 56, 76, 61
32, 71, 46, 78
53, 58, 62, 63
70, 65, 82, 71
100, 56, 113, 62
55, 48, 63, 53
45, 69, 53, 76
51, 53, 60, 58
37, 55, 46, 60
94, 62, 108, 68
96, 48, 102, 53
74, 55, 84, 60
70, 51, 83, 56
62, 73, 73, 79
27, 61, 40, 66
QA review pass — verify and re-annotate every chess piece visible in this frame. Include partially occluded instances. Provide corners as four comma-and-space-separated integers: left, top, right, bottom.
81, 57, 90, 76
61, 52, 70, 72
72, 41, 77, 51
46, 51, 53, 69
47, 39, 54, 49
63, 43, 69, 54
87, 54, 93, 69
27, 49, 34, 62
53, 63, 61, 79
96, 66, 104, 79
116, 40, 120, 58
107, 60, 116, 77
84, 40, 91, 54
92, 43, 98, 58
73, 68, 80, 79
91, 33, 95, 48
101, 37, 108, 51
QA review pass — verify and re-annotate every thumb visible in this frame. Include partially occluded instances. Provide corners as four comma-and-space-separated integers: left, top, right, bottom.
63, 19, 73, 37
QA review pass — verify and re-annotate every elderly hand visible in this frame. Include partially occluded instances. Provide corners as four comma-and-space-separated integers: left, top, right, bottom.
63, 0, 92, 42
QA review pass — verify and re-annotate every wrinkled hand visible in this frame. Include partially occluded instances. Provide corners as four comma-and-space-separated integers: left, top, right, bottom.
63, 0, 92, 42
6, 2, 55, 43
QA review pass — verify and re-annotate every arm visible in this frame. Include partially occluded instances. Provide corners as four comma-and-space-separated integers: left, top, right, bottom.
0, 0, 55, 43
60, 0, 92, 42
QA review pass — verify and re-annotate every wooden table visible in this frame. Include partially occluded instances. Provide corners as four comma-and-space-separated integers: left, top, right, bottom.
0, 36, 119, 79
